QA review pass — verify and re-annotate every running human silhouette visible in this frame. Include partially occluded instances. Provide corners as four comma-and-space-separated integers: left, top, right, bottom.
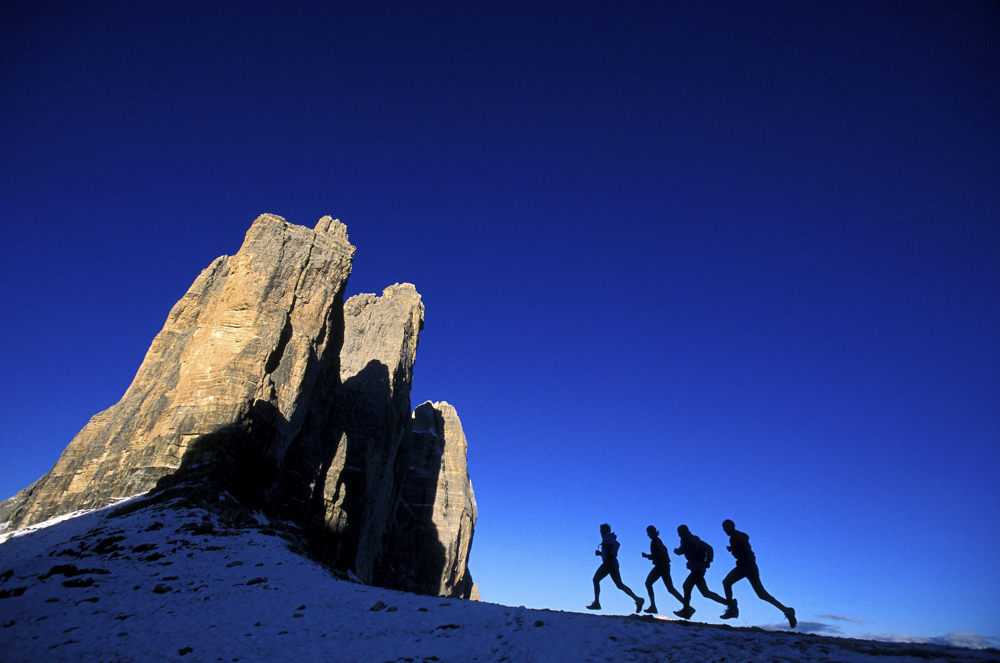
672, 524, 728, 620
719, 519, 797, 628
587, 523, 644, 613
641, 525, 684, 614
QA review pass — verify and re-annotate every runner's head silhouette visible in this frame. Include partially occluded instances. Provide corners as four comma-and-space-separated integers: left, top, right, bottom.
722, 519, 736, 534
647, 525, 658, 538
600, 523, 611, 535
677, 524, 689, 536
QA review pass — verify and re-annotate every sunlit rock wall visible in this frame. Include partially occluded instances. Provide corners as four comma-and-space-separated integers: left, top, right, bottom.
2, 215, 355, 529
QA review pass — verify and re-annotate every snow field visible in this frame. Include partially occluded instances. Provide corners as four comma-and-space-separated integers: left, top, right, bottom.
1, 497, 994, 663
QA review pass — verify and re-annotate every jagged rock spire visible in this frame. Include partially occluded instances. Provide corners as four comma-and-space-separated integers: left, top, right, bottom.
2, 214, 356, 529
0, 215, 477, 600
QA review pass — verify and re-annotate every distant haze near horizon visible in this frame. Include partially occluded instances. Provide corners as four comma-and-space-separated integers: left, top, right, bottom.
2, 0, 997, 646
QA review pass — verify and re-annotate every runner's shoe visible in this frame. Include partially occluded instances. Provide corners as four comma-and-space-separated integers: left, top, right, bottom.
673, 605, 695, 620
785, 607, 796, 628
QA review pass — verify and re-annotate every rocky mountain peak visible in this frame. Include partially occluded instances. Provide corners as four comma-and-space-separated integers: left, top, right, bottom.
0, 215, 475, 598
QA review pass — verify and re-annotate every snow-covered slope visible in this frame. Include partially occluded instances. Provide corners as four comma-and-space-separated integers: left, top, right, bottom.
0, 497, 993, 663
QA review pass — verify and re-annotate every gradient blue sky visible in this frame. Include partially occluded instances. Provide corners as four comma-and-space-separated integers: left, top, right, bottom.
3, 0, 998, 645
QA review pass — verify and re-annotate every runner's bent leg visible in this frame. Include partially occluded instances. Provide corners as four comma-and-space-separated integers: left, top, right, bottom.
593, 563, 610, 602
660, 566, 685, 604
645, 567, 660, 607
694, 572, 729, 606
681, 572, 695, 607
610, 565, 641, 602
747, 567, 787, 612
722, 566, 747, 604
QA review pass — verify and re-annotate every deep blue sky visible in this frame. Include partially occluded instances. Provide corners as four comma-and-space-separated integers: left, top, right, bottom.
3, 0, 998, 645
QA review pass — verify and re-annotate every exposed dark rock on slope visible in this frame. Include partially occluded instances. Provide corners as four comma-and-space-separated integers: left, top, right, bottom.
0, 215, 476, 598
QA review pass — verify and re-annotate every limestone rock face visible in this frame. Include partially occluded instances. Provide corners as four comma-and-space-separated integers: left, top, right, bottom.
3, 214, 355, 530
384, 401, 477, 598
320, 284, 425, 584
1, 215, 477, 601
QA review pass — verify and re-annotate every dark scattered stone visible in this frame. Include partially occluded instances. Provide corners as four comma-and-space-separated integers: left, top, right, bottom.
435, 624, 460, 630
227, 561, 244, 568
3, 620, 14, 628
608, 636, 617, 641
42, 565, 110, 580
143, 553, 165, 562
62, 578, 95, 588
133, 585, 141, 590
193, 522, 215, 535
0, 587, 28, 598
179, 647, 193, 655
41, 564, 75, 580
370, 601, 387, 611
296, 605, 306, 610
94, 536, 127, 554
417, 607, 428, 612
132, 543, 157, 553
386, 606, 398, 612
153, 584, 172, 594
76, 597, 99, 604
145, 522, 164, 532
533, 620, 544, 627
293, 614, 303, 618
246, 578, 266, 586
46, 598, 59, 603
0, 570, 12, 581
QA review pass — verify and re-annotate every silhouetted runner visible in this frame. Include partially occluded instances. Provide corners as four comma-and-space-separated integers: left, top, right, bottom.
587, 523, 644, 613
719, 519, 797, 628
641, 525, 684, 614
673, 524, 728, 619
